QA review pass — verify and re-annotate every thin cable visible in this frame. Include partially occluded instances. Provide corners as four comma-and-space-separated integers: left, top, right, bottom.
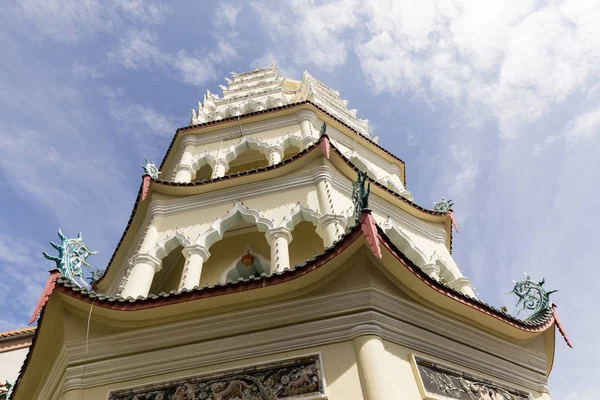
81, 298, 95, 399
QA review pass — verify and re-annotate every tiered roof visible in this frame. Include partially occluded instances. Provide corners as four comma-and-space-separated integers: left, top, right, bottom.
190, 65, 371, 137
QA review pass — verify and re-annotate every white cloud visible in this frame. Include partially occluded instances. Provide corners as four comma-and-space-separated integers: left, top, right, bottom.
215, 3, 241, 26
108, 29, 167, 69
565, 106, 600, 143
250, 0, 360, 70
15, 0, 168, 42
100, 86, 176, 138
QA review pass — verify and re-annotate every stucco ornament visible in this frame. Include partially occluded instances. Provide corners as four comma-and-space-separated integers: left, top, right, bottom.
141, 158, 160, 179
433, 198, 454, 213
509, 273, 557, 321
42, 229, 98, 289
352, 170, 371, 224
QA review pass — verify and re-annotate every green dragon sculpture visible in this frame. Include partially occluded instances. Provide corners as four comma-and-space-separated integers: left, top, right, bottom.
42, 229, 98, 289
352, 170, 371, 224
509, 273, 557, 321
433, 198, 454, 213
141, 158, 160, 179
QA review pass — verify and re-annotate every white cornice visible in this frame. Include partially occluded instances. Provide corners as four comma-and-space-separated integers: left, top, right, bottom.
60, 287, 548, 395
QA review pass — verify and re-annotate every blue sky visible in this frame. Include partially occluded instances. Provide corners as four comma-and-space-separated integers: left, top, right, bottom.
0, 1, 597, 398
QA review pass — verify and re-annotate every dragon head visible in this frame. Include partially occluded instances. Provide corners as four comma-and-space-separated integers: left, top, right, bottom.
43, 229, 98, 288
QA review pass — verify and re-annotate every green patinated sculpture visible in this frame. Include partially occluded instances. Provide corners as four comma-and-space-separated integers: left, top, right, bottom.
352, 170, 371, 224
433, 198, 454, 213
320, 122, 327, 136
0, 381, 13, 400
141, 158, 160, 179
43, 229, 98, 289
509, 274, 557, 321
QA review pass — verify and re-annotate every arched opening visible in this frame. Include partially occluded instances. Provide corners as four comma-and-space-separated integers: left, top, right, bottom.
224, 248, 270, 282
200, 219, 271, 286
194, 163, 213, 181
227, 149, 269, 175
149, 245, 185, 294
288, 221, 325, 267
283, 144, 301, 160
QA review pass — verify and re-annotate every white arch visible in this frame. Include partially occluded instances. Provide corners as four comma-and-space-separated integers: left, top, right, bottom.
149, 229, 193, 260
197, 202, 276, 250
190, 153, 217, 173
221, 136, 271, 164
280, 203, 322, 231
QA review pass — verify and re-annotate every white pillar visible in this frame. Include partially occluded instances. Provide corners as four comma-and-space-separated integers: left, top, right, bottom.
266, 147, 283, 166
212, 158, 229, 178
121, 253, 161, 298
448, 277, 476, 298
315, 177, 340, 246
180, 245, 210, 290
353, 332, 399, 400
266, 227, 292, 273
139, 223, 159, 253
317, 215, 340, 248
421, 263, 441, 280
297, 110, 316, 138
174, 164, 195, 183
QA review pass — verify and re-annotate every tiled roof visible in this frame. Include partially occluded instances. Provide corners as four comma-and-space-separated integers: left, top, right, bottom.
0, 327, 36, 340
66, 219, 552, 330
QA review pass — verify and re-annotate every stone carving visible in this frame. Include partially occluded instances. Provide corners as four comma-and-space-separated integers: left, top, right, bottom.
509, 274, 556, 321
414, 357, 530, 400
42, 229, 98, 289
109, 355, 323, 400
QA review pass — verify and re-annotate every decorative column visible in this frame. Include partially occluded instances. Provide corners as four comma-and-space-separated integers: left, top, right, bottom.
315, 176, 340, 247
174, 164, 195, 183
121, 253, 161, 298
266, 147, 284, 166
316, 215, 340, 248
448, 277, 476, 298
352, 326, 399, 400
421, 263, 441, 280
266, 227, 292, 273
180, 245, 210, 290
174, 145, 195, 183
212, 157, 229, 178
297, 110, 316, 138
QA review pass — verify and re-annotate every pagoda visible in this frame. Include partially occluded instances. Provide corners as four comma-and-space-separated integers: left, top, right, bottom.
9, 65, 568, 399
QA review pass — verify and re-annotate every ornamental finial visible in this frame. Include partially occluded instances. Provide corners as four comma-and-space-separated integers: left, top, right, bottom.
508, 273, 557, 321
433, 198, 454, 213
352, 170, 371, 224
42, 229, 98, 289
320, 122, 327, 136
141, 159, 160, 179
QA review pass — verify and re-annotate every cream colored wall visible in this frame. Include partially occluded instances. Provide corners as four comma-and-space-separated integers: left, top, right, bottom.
72, 341, 364, 400
0, 347, 28, 385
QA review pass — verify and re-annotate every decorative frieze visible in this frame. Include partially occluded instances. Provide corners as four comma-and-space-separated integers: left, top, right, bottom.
411, 355, 531, 400
108, 355, 324, 400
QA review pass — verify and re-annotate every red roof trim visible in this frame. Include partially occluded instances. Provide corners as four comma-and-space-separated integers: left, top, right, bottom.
28, 270, 60, 325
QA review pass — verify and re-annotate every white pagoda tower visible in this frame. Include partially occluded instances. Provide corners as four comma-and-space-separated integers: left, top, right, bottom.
10, 65, 568, 400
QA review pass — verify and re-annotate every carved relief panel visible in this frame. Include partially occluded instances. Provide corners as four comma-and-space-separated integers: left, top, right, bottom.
108, 354, 325, 400
410, 355, 531, 400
